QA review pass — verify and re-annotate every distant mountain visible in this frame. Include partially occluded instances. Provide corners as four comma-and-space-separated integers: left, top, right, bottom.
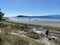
40, 15, 60, 19
17, 15, 60, 19
17, 15, 26, 17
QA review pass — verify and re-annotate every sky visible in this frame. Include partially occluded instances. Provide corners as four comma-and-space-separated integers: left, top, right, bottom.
0, 0, 60, 17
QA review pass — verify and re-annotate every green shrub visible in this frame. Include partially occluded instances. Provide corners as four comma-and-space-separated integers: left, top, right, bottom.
27, 33, 40, 39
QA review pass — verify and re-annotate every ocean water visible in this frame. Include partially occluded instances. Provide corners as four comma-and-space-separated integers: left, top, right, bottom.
12, 17, 60, 22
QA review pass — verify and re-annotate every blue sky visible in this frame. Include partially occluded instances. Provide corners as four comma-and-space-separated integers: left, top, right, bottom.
0, 0, 60, 17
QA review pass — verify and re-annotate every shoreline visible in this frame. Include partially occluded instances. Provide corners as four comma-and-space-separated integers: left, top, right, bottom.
6, 19, 60, 28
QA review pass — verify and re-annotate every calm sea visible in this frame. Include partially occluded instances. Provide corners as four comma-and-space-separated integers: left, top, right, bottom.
12, 17, 60, 22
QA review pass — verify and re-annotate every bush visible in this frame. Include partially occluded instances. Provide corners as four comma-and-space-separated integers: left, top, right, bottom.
27, 33, 40, 39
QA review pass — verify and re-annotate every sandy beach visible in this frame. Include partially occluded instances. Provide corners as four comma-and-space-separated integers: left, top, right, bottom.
7, 19, 60, 28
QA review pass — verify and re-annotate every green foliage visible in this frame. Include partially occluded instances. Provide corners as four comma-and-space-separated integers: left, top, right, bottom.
27, 33, 40, 39
0, 9, 4, 21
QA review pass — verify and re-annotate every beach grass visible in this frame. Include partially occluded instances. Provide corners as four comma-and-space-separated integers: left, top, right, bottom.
0, 20, 60, 45
0, 21, 45, 45
0, 33, 44, 45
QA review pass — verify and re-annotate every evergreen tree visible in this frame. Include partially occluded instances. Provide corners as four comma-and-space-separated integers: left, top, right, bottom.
0, 9, 4, 21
